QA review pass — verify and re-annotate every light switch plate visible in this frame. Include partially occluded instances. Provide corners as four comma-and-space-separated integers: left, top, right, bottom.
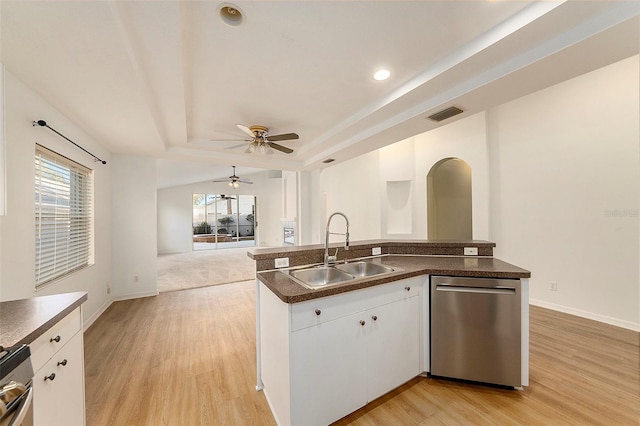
372, 247, 382, 256
463, 247, 478, 256
275, 257, 290, 268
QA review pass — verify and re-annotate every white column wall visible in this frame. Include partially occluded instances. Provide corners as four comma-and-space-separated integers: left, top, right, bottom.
0, 70, 112, 328
488, 55, 639, 329
111, 155, 158, 300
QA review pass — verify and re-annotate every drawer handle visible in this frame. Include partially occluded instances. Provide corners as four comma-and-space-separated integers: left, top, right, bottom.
50, 335, 61, 343
44, 373, 56, 381
314, 309, 321, 316
57, 359, 68, 367
404, 286, 411, 291
359, 320, 366, 326
371, 315, 378, 321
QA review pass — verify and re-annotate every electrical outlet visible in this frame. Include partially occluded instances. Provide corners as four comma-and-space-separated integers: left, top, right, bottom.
464, 247, 478, 256
550, 281, 558, 291
106, 282, 111, 295
275, 257, 290, 268
372, 247, 382, 256
134, 275, 139, 283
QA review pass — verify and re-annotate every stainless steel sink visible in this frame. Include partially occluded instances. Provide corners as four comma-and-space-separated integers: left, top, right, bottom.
289, 266, 355, 288
335, 261, 394, 277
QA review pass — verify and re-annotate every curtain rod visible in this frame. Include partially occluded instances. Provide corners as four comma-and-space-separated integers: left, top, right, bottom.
32, 120, 107, 165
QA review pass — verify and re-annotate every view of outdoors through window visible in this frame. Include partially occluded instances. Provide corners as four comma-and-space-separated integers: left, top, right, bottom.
192, 194, 256, 250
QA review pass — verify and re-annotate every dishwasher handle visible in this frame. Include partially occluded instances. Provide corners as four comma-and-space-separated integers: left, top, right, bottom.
435, 285, 516, 295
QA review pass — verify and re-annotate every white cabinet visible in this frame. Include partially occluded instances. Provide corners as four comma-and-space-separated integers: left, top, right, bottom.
259, 276, 423, 426
31, 307, 85, 426
366, 295, 419, 402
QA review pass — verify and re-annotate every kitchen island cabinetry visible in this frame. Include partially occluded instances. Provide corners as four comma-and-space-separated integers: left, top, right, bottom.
259, 276, 422, 426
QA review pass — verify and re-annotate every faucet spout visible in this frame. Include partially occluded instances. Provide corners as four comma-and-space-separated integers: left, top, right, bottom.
324, 212, 350, 266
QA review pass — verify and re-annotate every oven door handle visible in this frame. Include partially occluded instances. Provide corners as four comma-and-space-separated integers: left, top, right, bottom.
8, 386, 32, 426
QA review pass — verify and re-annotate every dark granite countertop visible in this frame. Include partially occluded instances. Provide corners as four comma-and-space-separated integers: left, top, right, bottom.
0, 292, 88, 349
257, 255, 530, 303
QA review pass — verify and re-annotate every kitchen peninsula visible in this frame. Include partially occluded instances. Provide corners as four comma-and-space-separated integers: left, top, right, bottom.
249, 240, 531, 426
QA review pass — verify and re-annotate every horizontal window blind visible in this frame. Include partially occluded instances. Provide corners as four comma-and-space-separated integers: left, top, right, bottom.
35, 144, 93, 286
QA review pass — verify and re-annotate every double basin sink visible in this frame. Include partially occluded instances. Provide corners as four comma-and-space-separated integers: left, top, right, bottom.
288, 261, 396, 289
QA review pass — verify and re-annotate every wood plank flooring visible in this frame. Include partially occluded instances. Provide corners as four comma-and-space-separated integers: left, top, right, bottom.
84, 280, 640, 425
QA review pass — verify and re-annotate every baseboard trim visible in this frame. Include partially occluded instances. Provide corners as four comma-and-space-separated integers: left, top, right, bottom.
113, 290, 159, 301
530, 299, 640, 332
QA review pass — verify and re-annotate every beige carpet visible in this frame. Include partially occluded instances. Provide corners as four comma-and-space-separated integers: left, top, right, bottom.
157, 247, 256, 292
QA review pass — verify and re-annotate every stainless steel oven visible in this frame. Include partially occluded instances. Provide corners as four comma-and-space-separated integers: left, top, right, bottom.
0, 345, 34, 426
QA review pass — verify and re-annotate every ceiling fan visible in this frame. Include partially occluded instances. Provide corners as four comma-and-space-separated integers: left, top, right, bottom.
212, 166, 253, 188
212, 124, 299, 154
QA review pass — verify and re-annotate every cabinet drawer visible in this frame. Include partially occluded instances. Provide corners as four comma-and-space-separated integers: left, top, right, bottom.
30, 307, 82, 372
33, 331, 85, 426
290, 277, 422, 331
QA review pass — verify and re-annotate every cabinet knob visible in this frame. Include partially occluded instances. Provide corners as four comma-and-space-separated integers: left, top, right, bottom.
44, 373, 56, 381
57, 359, 68, 367
359, 320, 366, 326
50, 335, 61, 343
371, 315, 378, 321
404, 286, 411, 291
314, 309, 321, 316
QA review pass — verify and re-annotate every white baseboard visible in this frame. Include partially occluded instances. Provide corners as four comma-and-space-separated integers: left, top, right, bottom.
530, 299, 640, 332
83, 298, 113, 331
113, 290, 159, 301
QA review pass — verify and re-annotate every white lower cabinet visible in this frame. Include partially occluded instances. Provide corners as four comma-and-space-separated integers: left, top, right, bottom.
31, 307, 86, 426
259, 276, 423, 426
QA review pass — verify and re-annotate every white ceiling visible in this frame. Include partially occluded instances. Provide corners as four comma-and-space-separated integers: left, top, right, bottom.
1, 1, 638, 188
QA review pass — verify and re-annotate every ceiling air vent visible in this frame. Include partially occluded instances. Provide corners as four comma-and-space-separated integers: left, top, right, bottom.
427, 106, 464, 122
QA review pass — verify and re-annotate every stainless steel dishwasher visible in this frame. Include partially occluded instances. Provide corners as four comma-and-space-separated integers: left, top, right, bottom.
430, 275, 522, 387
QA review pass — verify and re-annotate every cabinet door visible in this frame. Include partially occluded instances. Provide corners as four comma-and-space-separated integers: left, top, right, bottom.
366, 295, 420, 402
291, 312, 367, 426
33, 331, 85, 426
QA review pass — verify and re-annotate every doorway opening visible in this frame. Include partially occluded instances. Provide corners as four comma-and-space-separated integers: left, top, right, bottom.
192, 194, 256, 250
427, 158, 472, 240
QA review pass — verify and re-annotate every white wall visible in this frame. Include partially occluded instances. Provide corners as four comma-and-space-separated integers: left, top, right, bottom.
314, 56, 639, 330
111, 155, 158, 300
312, 150, 381, 244
488, 55, 639, 329
157, 170, 284, 253
0, 70, 112, 327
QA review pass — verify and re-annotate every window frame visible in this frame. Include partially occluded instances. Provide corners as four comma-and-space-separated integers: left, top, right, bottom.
35, 144, 94, 287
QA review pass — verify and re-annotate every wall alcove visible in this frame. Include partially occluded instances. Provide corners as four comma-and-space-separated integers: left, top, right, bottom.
427, 157, 472, 240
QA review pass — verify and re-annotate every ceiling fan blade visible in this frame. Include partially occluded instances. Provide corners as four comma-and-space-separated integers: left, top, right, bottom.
236, 124, 256, 138
268, 142, 294, 154
225, 142, 251, 150
212, 179, 231, 183
238, 179, 254, 184
267, 132, 299, 142
209, 138, 249, 142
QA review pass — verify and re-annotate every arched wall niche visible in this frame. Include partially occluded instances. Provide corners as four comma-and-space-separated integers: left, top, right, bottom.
427, 157, 473, 240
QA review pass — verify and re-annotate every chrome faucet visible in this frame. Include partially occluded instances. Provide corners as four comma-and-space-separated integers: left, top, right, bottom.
324, 212, 349, 266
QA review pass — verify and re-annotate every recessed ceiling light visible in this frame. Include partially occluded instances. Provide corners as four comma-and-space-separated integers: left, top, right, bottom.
218, 3, 244, 27
373, 69, 391, 81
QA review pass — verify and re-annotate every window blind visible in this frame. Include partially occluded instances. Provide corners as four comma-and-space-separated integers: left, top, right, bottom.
35, 144, 93, 286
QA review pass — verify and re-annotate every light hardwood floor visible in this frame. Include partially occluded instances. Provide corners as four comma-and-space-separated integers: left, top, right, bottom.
84, 280, 639, 425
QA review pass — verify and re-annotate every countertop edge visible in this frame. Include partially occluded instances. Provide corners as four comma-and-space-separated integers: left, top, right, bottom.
257, 256, 530, 304
0, 291, 88, 349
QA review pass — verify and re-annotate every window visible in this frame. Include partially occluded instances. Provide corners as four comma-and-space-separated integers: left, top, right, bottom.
35, 144, 93, 286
